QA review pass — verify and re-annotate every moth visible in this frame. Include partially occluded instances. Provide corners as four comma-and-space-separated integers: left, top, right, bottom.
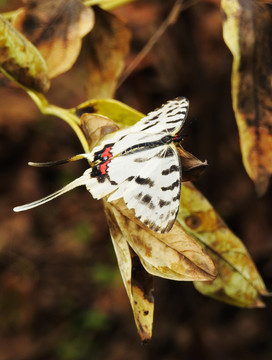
14, 97, 191, 233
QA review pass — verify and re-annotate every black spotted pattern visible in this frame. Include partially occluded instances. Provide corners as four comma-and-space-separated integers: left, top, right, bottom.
135, 176, 154, 187
161, 180, 179, 191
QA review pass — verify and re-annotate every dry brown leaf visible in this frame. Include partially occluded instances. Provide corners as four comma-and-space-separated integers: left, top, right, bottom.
107, 198, 216, 281
104, 201, 154, 342
103, 196, 216, 341
0, 15, 49, 92
83, 6, 131, 98
222, 0, 272, 195
177, 145, 208, 182
13, 0, 94, 78
80, 112, 120, 149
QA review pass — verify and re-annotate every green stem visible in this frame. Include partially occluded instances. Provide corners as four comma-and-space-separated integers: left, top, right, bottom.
27, 91, 90, 153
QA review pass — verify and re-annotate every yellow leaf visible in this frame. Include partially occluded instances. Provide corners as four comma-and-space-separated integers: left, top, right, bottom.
222, 0, 272, 195
74, 97, 144, 126
177, 182, 269, 308
0, 14, 49, 92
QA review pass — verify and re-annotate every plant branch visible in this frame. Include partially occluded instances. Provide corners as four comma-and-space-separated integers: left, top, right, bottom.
118, 0, 200, 87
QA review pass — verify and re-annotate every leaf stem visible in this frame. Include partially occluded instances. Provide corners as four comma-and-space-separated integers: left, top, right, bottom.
0, 8, 22, 20
83, 0, 136, 10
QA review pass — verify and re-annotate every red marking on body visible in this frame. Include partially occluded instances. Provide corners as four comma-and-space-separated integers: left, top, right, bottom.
102, 146, 113, 159
100, 160, 110, 175
174, 134, 178, 141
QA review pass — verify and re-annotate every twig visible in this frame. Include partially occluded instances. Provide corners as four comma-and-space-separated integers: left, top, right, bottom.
118, 0, 200, 87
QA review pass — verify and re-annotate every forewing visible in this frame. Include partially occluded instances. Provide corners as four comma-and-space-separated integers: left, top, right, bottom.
131, 97, 189, 135
88, 97, 189, 161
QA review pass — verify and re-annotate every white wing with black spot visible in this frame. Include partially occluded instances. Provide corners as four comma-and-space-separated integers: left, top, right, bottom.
14, 97, 189, 234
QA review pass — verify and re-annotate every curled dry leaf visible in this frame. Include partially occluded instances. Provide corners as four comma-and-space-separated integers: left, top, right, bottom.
177, 145, 208, 182
83, 6, 131, 98
222, 0, 272, 195
104, 196, 216, 342
105, 198, 217, 281
104, 201, 154, 342
80, 112, 120, 150
13, 0, 94, 78
177, 182, 269, 308
0, 15, 49, 92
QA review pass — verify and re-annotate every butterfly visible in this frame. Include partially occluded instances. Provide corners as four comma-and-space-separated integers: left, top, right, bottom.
14, 97, 189, 233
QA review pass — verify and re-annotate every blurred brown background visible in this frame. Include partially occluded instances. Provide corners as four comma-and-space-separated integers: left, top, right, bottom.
1, 0, 272, 359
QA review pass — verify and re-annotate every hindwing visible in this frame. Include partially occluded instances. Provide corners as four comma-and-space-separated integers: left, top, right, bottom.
85, 143, 181, 233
